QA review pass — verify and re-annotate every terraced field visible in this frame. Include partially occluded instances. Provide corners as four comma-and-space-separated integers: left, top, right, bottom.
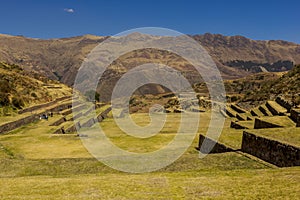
0, 107, 299, 199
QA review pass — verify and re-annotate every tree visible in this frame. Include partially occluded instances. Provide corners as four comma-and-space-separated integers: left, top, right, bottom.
84, 90, 100, 102
0, 92, 10, 107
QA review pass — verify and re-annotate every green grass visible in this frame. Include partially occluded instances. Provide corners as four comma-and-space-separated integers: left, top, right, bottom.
260, 116, 296, 127
0, 168, 298, 199
0, 112, 33, 126
0, 111, 299, 199
259, 105, 273, 116
235, 120, 254, 129
251, 107, 264, 117
267, 101, 287, 114
250, 127, 300, 147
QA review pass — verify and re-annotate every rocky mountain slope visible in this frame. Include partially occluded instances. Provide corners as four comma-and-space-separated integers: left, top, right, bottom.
224, 65, 300, 108
0, 33, 299, 100
0, 62, 72, 115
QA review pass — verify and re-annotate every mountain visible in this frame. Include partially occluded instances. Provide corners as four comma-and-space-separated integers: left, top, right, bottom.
0, 33, 299, 100
0, 34, 107, 85
214, 64, 300, 108
0, 62, 72, 114
241, 64, 300, 103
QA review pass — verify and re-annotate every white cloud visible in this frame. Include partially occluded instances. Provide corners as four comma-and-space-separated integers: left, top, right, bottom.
64, 8, 74, 13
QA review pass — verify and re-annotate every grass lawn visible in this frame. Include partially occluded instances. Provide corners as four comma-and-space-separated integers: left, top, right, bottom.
250, 127, 300, 147
259, 116, 296, 127
0, 111, 299, 199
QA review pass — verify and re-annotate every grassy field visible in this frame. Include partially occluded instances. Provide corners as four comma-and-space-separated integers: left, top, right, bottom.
259, 116, 296, 127
0, 111, 299, 199
250, 127, 300, 147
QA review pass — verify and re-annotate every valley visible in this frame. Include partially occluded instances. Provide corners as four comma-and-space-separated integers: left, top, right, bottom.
0, 34, 299, 199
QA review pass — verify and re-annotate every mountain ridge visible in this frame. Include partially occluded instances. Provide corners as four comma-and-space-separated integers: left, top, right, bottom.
0, 33, 299, 100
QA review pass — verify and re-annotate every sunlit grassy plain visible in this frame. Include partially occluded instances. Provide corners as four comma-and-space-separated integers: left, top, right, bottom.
0, 111, 299, 199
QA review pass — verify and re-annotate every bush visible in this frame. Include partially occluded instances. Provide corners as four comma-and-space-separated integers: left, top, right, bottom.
12, 97, 25, 109
31, 92, 38, 98
230, 95, 239, 102
0, 79, 12, 93
0, 92, 10, 106
84, 90, 100, 102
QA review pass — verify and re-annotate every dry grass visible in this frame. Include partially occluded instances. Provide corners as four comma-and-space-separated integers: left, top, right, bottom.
0, 111, 299, 199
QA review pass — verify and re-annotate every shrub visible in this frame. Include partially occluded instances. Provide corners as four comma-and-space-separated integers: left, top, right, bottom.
12, 97, 25, 109
85, 90, 100, 102
31, 92, 38, 98
231, 95, 239, 102
0, 92, 10, 106
0, 79, 12, 93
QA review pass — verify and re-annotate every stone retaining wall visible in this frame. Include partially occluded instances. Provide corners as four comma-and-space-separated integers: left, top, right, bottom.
82, 118, 96, 128
290, 109, 300, 123
72, 104, 87, 113
259, 106, 269, 116
231, 104, 246, 113
72, 112, 83, 121
83, 106, 94, 116
275, 96, 292, 112
241, 131, 300, 167
219, 109, 228, 118
254, 118, 282, 129
250, 110, 258, 116
1, 100, 72, 134
97, 107, 112, 122
230, 121, 248, 129
0, 114, 39, 134
236, 113, 246, 121
49, 117, 66, 126
266, 101, 286, 116
198, 134, 234, 154
48, 102, 72, 113
226, 108, 235, 117
61, 109, 72, 116
18, 96, 71, 114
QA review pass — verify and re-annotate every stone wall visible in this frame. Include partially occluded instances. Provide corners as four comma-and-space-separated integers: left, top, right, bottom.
83, 106, 94, 116
18, 96, 71, 114
219, 109, 228, 118
0, 114, 40, 134
54, 106, 112, 133
236, 113, 246, 121
49, 117, 66, 126
254, 118, 282, 129
226, 108, 235, 117
48, 102, 72, 113
259, 106, 269, 116
97, 107, 112, 122
250, 110, 258, 116
198, 135, 234, 154
266, 101, 286, 116
1, 99, 72, 134
275, 96, 292, 112
231, 104, 246, 113
230, 121, 248, 129
72, 112, 83, 121
241, 131, 300, 167
82, 118, 96, 128
290, 109, 300, 123
61, 109, 72, 116
72, 104, 87, 113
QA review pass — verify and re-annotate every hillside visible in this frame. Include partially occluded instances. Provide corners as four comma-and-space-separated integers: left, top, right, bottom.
0, 62, 72, 116
247, 64, 300, 103
0, 33, 299, 82
0, 33, 300, 100
223, 65, 300, 108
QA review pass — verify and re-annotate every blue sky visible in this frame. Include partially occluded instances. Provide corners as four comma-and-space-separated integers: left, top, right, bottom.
0, 0, 299, 43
